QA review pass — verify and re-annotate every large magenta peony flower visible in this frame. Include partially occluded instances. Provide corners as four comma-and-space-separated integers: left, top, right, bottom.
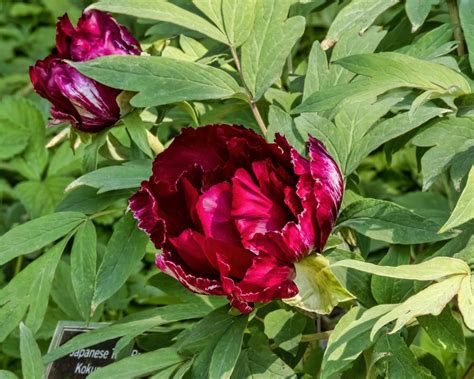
29, 10, 141, 133
130, 125, 343, 313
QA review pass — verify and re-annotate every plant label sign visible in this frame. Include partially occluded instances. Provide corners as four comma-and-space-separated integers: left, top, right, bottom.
46, 321, 140, 378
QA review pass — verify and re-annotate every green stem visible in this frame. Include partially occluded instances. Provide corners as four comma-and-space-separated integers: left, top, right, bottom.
14, 255, 23, 275
447, 0, 466, 56
89, 209, 119, 220
230, 46, 267, 136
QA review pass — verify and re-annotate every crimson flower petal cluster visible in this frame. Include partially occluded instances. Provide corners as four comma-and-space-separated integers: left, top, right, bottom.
30, 10, 141, 132
130, 125, 344, 313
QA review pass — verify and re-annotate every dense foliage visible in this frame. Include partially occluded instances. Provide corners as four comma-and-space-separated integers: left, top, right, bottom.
1, 0, 474, 378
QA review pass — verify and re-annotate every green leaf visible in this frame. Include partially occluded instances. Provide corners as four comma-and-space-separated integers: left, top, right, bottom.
88, 348, 185, 379
221, 0, 256, 46
57, 186, 130, 214
67, 159, 152, 194
393, 191, 450, 226
405, 0, 433, 32
231, 347, 295, 379
82, 132, 108, 172
371, 245, 415, 304
327, 249, 377, 308
72, 56, 241, 108
346, 105, 446, 175
71, 220, 97, 320
320, 305, 396, 379
123, 112, 154, 158
0, 237, 69, 341
177, 307, 234, 355
296, 97, 444, 176
0, 119, 29, 159
336, 52, 471, 96
303, 42, 329, 100
418, 307, 466, 353
412, 117, 474, 190
323, 0, 397, 47
460, 0, 474, 71
303, 27, 386, 101
51, 260, 82, 319
0, 211, 86, 265
457, 275, 474, 330
267, 105, 304, 153
398, 24, 457, 60
0, 370, 18, 379
337, 199, 456, 244
15, 176, 72, 218
328, 26, 387, 86
283, 254, 354, 315
373, 333, 433, 378
92, 213, 148, 309
24, 238, 71, 333
263, 309, 306, 355
0, 97, 47, 179
293, 78, 396, 114
241, 0, 305, 100
44, 303, 213, 363
209, 315, 248, 379
19, 323, 44, 379
440, 166, 474, 232
331, 256, 470, 281
371, 275, 465, 339
91, 0, 228, 43
194, 0, 257, 47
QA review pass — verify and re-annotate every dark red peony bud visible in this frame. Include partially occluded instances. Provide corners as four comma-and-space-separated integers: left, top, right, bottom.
29, 10, 141, 132
129, 125, 344, 313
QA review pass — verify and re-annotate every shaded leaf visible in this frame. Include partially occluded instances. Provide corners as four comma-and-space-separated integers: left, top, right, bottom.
92, 213, 148, 309
373, 333, 433, 378
337, 199, 456, 244
440, 166, 474, 232
371, 245, 415, 304
418, 307, 466, 353
71, 220, 97, 320
412, 117, 474, 190
209, 315, 248, 379
19, 323, 44, 379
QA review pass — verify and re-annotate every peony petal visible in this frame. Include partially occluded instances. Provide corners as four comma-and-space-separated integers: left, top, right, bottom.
30, 57, 80, 121
169, 230, 218, 277
156, 250, 224, 296
129, 181, 165, 248
67, 10, 141, 61
210, 238, 254, 279
284, 186, 303, 218
249, 222, 310, 264
56, 13, 75, 58
152, 126, 228, 189
181, 176, 202, 230
231, 168, 288, 248
53, 63, 121, 131
196, 182, 241, 245
309, 137, 344, 249
224, 254, 298, 304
